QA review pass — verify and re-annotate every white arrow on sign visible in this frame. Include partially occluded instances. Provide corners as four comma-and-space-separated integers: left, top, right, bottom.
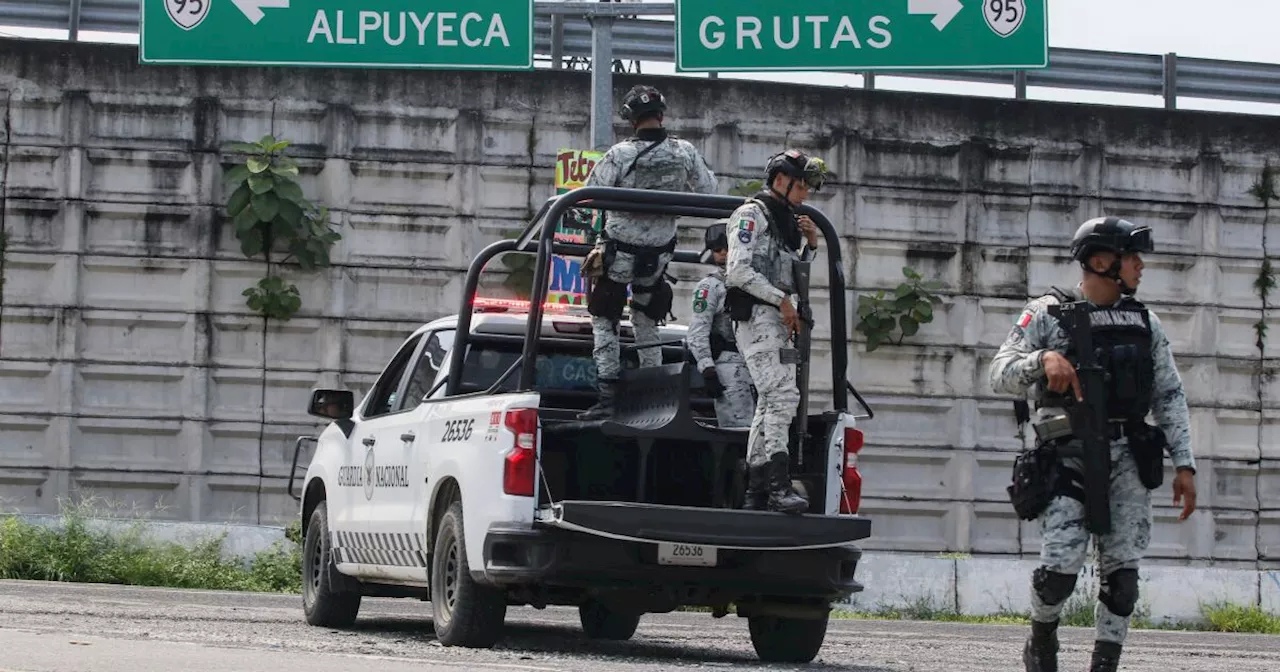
232, 0, 291, 25
909, 0, 964, 31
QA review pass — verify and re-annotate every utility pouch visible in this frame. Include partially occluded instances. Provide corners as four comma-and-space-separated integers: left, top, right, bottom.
582, 246, 605, 279
1007, 441, 1061, 521
1126, 422, 1167, 490
725, 288, 756, 322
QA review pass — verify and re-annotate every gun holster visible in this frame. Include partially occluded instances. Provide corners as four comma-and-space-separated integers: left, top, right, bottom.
1007, 415, 1073, 521
1008, 439, 1061, 521
1125, 421, 1167, 490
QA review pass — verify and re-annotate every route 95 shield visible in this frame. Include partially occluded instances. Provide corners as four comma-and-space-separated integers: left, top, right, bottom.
983, 0, 1026, 38
165, 0, 210, 31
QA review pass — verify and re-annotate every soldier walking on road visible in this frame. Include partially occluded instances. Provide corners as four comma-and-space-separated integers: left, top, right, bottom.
988, 217, 1199, 672
687, 219, 756, 429
724, 149, 831, 513
577, 84, 717, 421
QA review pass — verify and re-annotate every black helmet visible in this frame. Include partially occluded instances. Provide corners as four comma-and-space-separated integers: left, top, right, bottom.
699, 219, 729, 264
765, 149, 833, 192
1070, 216, 1154, 262
620, 85, 666, 123
1070, 216, 1153, 295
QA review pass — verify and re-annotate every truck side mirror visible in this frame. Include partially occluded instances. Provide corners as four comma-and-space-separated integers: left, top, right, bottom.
308, 389, 354, 420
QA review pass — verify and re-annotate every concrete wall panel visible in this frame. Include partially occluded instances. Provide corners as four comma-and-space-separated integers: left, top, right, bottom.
0, 37, 1277, 561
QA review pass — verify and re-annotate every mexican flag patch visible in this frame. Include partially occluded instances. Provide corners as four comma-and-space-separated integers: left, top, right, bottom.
737, 216, 755, 243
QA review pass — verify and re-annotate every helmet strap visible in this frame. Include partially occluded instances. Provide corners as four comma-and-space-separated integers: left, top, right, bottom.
1081, 256, 1134, 295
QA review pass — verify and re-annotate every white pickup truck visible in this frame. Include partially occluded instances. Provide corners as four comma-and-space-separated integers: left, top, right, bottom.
289, 187, 875, 663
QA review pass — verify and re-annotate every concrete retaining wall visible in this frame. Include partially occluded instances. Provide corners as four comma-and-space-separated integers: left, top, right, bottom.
0, 36, 1278, 567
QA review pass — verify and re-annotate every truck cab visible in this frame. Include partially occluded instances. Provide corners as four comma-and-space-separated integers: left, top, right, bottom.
291, 186, 874, 664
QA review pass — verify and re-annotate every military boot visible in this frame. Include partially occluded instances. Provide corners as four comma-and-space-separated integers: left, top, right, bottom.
1022, 618, 1058, 672
741, 461, 769, 510
1088, 641, 1122, 672
577, 378, 618, 421
765, 452, 808, 514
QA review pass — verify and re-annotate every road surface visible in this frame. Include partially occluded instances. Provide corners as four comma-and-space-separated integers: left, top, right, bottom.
0, 580, 1277, 671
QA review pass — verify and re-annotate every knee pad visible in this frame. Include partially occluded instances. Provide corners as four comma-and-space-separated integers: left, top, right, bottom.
1099, 568, 1139, 617
630, 279, 673, 321
587, 277, 628, 321
1032, 566, 1078, 607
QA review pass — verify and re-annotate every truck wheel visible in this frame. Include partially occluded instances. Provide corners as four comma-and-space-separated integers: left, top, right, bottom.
302, 501, 361, 627
747, 613, 829, 663
579, 600, 641, 640
430, 500, 507, 648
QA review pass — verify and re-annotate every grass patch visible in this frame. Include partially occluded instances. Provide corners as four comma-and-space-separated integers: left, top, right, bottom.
1201, 602, 1280, 635
0, 498, 302, 594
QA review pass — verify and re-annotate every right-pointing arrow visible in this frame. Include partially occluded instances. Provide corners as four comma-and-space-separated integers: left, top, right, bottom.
231, 0, 290, 26
909, 0, 964, 31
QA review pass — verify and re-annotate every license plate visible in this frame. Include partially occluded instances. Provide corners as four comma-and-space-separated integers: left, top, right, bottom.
657, 542, 717, 567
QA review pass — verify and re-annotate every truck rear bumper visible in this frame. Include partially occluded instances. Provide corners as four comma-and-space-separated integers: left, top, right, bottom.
480, 524, 864, 601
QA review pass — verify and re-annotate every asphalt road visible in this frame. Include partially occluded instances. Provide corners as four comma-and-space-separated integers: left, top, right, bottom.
0, 580, 1277, 671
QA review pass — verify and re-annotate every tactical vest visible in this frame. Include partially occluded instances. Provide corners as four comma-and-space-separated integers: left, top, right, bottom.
1043, 298, 1156, 420
741, 197, 799, 293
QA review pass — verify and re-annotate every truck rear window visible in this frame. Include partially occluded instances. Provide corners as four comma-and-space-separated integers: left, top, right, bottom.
460, 341, 598, 393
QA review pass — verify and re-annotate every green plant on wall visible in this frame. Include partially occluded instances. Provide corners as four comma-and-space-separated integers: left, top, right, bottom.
223, 135, 341, 321
856, 266, 945, 352
1250, 161, 1277, 353
729, 179, 763, 197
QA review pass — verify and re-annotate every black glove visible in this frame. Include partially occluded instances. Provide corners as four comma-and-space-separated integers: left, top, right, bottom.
702, 367, 725, 398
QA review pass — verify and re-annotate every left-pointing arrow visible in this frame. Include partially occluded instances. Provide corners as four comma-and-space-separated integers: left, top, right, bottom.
231, 0, 291, 25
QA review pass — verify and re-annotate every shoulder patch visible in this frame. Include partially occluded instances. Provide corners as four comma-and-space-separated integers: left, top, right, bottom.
736, 216, 756, 244
1017, 311, 1032, 328
692, 298, 708, 313
694, 286, 710, 299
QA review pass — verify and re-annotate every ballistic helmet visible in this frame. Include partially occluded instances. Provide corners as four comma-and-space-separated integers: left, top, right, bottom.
620, 85, 667, 123
1070, 217, 1154, 262
765, 149, 833, 192
1070, 216, 1153, 296
700, 219, 729, 264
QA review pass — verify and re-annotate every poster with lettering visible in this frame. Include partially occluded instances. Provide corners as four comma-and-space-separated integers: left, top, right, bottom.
546, 149, 604, 305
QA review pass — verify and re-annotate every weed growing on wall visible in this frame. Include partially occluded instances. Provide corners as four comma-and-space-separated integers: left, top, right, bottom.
223, 135, 341, 321
856, 267, 945, 352
1250, 161, 1277, 354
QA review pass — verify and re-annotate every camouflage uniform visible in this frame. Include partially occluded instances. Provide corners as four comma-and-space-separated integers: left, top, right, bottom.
687, 268, 755, 428
724, 193, 816, 514
989, 285, 1195, 666
582, 132, 717, 381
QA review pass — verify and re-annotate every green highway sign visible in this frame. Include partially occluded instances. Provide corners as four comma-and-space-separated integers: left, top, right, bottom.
139, 0, 534, 70
675, 0, 1047, 72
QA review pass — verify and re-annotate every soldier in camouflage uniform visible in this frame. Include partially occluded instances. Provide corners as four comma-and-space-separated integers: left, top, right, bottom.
725, 149, 831, 513
578, 84, 718, 421
988, 217, 1199, 672
687, 219, 755, 428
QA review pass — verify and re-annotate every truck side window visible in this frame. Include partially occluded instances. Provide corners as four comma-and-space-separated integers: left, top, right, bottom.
401, 329, 455, 409
363, 334, 423, 418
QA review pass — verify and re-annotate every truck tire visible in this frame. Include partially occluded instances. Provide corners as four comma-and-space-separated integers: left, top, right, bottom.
579, 600, 641, 640
430, 500, 507, 647
302, 501, 361, 627
747, 613, 829, 663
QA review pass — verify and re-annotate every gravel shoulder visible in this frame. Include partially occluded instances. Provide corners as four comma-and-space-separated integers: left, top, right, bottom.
0, 580, 1277, 671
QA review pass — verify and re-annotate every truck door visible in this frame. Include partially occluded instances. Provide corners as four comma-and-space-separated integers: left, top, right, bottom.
340, 332, 422, 574
364, 328, 455, 580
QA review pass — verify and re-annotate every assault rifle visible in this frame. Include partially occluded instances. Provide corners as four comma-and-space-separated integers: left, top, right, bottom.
1047, 300, 1112, 535
791, 257, 815, 467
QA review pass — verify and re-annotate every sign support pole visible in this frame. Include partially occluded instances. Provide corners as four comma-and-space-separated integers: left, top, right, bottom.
590, 16, 614, 151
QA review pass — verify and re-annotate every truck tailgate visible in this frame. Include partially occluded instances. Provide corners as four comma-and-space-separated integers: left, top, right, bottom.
535, 501, 872, 550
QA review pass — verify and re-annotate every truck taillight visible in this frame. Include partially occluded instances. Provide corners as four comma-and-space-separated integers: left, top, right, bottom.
840, 426, 864, 515
503, 408, 538, 497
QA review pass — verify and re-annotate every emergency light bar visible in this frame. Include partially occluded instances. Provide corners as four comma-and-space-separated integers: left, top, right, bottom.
471, 296, 583, 314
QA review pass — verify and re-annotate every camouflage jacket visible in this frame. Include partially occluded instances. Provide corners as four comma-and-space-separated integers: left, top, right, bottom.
584, 134, 717, 247
687, 269, 736, 372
